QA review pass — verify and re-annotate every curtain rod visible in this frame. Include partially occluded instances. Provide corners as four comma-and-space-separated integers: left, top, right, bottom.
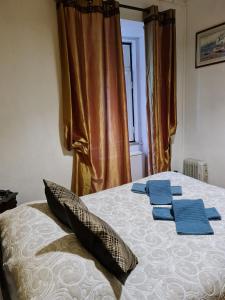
55, 1, 147, 12
119, 4, 146, 12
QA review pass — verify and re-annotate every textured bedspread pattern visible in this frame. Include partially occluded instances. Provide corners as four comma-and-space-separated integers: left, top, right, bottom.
1, 172, 225, 299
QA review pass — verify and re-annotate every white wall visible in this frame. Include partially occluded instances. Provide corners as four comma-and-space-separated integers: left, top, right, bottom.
0, 0, 73, 204
184, 0, 225, 187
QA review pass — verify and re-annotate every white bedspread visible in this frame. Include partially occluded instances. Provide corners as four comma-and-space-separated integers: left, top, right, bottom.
1, 172, 225, 299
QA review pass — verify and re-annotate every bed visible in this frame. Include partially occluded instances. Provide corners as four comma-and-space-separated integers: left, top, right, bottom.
1, 171, 225, 299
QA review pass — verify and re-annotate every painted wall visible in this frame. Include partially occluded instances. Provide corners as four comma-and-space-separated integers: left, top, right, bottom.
184, 0, 225, 187
0, 0, 73, 204
0, 0, 186, 204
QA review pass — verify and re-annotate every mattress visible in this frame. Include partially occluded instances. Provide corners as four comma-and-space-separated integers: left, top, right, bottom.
1, 171, 225, 299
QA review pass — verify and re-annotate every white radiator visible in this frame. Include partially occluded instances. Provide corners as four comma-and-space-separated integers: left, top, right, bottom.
183, 158, 208, 182
130, 151, 145, 181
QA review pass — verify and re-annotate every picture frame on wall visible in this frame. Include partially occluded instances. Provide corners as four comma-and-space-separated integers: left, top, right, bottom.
195, 22, 225, 68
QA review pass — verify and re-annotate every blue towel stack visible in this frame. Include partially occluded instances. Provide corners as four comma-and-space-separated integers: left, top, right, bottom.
131, 182, 182, 196
171, 186, 182, 196
152, 207, 174, 220
146, 180, 172, 205
152, 207, 221, 221
131, 180, 220, 235
172, 199, 214, 235
131, 183, 146, 194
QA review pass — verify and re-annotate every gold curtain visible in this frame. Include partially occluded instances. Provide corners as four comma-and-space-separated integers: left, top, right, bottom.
57, 0, 131, 195
144, 6, 177, 174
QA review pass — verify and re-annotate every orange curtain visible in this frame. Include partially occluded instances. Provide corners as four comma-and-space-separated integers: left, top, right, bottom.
57, 0, 131, 195
144, 6, 177, 174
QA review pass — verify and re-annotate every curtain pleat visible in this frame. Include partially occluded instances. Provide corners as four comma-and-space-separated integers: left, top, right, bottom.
57, 0, 131, 195
144, 5, 177, 174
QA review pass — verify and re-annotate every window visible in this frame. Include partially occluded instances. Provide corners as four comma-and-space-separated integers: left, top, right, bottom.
122, 42, 135, 142
121, 19, 147, 154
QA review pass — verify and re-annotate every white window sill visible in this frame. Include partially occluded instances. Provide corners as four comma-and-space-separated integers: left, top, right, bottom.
130, 142, 143, 154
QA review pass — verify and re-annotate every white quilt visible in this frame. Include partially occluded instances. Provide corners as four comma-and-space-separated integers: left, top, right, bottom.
1, 172, 225, 299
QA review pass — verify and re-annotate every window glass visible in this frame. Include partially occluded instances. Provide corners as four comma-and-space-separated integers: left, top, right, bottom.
122, 43, 135, 142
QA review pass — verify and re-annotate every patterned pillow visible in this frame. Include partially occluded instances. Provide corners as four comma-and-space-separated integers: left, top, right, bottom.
43, 180, 88, 226
64, 201, 138, 284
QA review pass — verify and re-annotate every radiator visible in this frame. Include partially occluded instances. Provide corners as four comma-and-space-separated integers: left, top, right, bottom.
183, 158, 208, 182
130, 151, 145, 181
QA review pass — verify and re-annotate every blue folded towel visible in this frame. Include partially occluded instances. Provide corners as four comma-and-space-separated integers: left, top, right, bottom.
206, 207, 222, 220
152, 207, 221, 221
146, 180, 173, 205
131, 182, 182, 196
131, 183, 146, 194
172, 199, 214, 235
152, 207, 174, 220
171, 186, 182, 196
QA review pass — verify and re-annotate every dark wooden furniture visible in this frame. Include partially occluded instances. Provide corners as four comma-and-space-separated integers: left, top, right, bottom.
0, 190, 17, 299
0, 191, 17, 299
0, 190, 17, 214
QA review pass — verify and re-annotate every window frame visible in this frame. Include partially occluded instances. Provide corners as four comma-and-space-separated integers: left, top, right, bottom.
122, 38, 140, 144
122, 41, 135, 142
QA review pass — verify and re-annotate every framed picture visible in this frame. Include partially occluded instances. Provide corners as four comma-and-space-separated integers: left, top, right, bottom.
195, 22, 225, 68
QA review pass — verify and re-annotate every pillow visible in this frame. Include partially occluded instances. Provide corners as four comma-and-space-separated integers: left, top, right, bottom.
64, 201, 138, 284
43, 179, 88, 226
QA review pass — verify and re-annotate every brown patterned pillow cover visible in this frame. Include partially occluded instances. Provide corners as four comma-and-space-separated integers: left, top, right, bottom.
43, 180, 88, 226
64, 201, 138, 283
